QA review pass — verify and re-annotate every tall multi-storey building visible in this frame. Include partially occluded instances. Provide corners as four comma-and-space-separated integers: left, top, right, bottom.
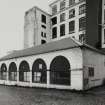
24, 6, 51, 48
24, 0, 104, 50
50, 0, 86, 43
0, 0, 105, 90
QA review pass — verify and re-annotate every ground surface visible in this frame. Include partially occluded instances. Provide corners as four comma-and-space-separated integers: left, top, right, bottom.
0, 85, 105, 105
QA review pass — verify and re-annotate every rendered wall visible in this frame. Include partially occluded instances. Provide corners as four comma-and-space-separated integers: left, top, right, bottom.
0, 48, 83, 90
83, 47, 105, 90
24, 7, 51, 49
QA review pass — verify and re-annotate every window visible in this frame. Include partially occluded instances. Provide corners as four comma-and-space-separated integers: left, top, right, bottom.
51, 17, 57, 25
9, 72, 17, 81
79, 17, 86, 31
88, 67, 94, 77
39, 64, 43, 69
60, 24, 65, 36
60, 0, 66, 11
79, 4, 86, 15
41, 25, 46, 29
41, 14, 46, 24
79, 34, 85, 43
44, 33, 46, 38
41, 32, 46, 38
33, 72, 41, 82
0, 72, 7, 80
60, 13, 65, 22
69, 0, 75, 6
69, 9, 75, 19
52, 5, 57, 15
41, 40, 46, 44
52, 27, 57, 39
69, 21, 75, 33
24, 72, 30, 82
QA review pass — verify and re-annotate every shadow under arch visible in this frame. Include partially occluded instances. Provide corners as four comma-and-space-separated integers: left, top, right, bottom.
9, 62, 17, 81
32, 58, 47, 83
0, 63, 7, 80
19, 60, 30, 82
50, 55, 71, 85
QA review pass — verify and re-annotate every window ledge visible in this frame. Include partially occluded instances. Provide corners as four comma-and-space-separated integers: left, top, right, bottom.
69, 31, 75, 34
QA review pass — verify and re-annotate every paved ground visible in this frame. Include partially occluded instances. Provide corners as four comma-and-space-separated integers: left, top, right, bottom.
0, 85, 105, 105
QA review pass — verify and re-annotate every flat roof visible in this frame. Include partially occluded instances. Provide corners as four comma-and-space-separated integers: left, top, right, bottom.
25, 6, 51, 16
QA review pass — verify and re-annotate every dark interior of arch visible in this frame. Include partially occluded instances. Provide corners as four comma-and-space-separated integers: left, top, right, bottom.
32, 59, 47, 71
1, 63, 7, 72
32, 59, 47, 83
9, 62, 17, 81
50, 56, 70, 85
19, 61, 30, 81
9, 62, 17, 72
50, 56, 70, 71
19, 61, 30, 72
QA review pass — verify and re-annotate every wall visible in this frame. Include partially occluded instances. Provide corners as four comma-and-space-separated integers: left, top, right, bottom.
24, 7, 51, 49
24, 8, 36, 48
35, 7, 51, 45
0, 48, 83, 90
50, 0, 86, 42
86, 0, 102, 48
83, 47, 105, 90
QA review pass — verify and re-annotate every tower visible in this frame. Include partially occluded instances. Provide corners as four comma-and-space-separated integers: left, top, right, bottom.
24, 7, 51, 49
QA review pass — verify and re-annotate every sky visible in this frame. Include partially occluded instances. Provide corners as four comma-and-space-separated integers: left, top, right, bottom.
0, 0, 54, 57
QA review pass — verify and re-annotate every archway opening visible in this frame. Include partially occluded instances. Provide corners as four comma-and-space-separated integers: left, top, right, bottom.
9, 62, 17, 81
19, 61, 30, 82
0, 63, 7, 80
32, 59, 47, 83
50, 56, 70, 85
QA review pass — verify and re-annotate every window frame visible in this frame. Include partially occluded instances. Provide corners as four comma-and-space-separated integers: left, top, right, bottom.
69, 0, 75, 6
79, 17, 86, 31
69, 20, 75, 34
52, 27, 57, 39
88, 67, 94, 77
60, 13, 65, 22
60, 24, 65, 36
79, 34, 85, 43
51, 17, 57, 25
41, 14, 46, 24
69, 9, 75, 19
52, 5, 57, 15
60, 0, 66, 11
79, 4, 86, 15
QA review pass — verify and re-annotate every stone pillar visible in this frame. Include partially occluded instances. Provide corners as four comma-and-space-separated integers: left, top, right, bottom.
17, 71, 19, 83
7, 71, 9, 81
47, 69, 50, 88
30, 70, 32, 87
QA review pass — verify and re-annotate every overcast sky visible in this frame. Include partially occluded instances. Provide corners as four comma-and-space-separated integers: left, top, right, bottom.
0, 0, 54, 57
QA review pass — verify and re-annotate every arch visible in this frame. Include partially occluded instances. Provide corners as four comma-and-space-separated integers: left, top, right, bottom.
19, 61, 30, 82
50, 56, 71, 85
0, 63, 7, 80
32, 58, 47, 83
9, 62, 17, 81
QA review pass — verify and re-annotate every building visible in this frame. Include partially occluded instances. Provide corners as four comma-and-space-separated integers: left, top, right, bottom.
24, 7, 51, 48
0, 0, 105, 90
